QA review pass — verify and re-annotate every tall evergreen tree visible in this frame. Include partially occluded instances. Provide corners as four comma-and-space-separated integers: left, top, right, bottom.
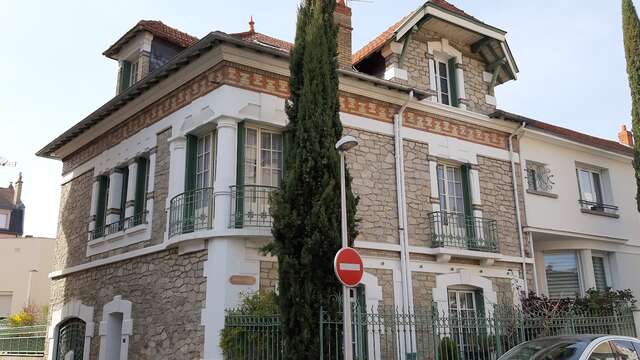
266, 0, 358, 358
622, 0, 640, 211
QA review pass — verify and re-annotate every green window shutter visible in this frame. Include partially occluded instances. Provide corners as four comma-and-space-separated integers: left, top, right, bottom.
461, 164, 475, 239
134, 158, 148, 222
119, 61, 132, 93
95, 176, 108, 236
235, 122, 246, 228
448, 58, 459, 107
185, 135, 198, 192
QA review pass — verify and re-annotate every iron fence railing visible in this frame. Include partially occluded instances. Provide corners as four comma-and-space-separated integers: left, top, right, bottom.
428, 211, 499, 253
229, 185, 277, 228
88, 210, 148, 240
0, 325, 47, 356
223, 306, 636, 360
578, 200, 619, 215
168, 187, 216, 238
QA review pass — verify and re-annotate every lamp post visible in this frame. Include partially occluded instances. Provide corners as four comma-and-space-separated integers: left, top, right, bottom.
26, 269, 38, 306
335, 135, 358, 360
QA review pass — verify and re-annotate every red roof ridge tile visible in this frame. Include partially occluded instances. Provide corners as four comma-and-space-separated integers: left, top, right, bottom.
104, 20, 199, 58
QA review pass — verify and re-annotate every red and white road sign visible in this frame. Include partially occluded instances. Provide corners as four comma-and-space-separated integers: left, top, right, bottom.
334, 247, 364, 287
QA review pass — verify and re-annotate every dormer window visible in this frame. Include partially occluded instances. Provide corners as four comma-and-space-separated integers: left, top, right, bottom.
435, 60, 452, 106
129, 60, 139, 85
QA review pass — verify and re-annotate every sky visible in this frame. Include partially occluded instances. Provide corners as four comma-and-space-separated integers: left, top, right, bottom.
0, 0, 634, 238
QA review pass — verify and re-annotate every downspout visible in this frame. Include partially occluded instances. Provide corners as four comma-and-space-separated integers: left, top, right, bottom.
508, 122, 528, 295
394, 90, 414, 311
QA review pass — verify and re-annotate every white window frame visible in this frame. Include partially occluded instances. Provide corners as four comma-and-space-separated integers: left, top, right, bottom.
129, 60, 139, 85
195, 132, 216, 189
543, 251, 584, 298
0, 211, 9, 229
577, 167, 604, 205
526, 161, 552, 192
244, 126, 283, 187
436, 163, 465, 214
591, 252, 612, 291
434, 59, 452, 106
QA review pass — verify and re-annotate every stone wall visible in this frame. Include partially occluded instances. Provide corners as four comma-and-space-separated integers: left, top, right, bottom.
411, 272, 436, 311
344, 127, 399, 245
364, 268, 395, 309
403, 140, 431, 247
259, 261, 278, 293
477, 156, 526, 257
47, 248, 207, 360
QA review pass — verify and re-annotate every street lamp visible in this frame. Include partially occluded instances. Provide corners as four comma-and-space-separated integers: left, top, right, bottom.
26, 269, 38, 306
335, 135, 358, 360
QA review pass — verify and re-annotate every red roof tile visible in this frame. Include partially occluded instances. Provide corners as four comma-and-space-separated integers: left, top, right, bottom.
352, 0, 477, 65
230, 30, 293, 52
104, 20, 199, 58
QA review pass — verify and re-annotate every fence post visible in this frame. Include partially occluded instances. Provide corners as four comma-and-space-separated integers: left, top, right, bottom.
319, 306, 324, 360
632, 308, 640, 338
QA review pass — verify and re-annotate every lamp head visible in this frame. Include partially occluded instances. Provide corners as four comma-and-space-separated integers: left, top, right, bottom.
335, 135, 358, 152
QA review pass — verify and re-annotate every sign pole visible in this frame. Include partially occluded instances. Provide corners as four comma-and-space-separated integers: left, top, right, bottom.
339, 152, 353, 360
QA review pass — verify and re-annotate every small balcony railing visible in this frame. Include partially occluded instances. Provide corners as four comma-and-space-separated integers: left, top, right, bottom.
89, 211, 148, 241
229, 185, 277, 228
428, 211, 499, 253
578, 200, 619, 216
168, 187, 215, 238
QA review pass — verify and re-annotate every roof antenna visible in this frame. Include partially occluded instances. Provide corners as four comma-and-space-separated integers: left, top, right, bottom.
0, 157, 16, 167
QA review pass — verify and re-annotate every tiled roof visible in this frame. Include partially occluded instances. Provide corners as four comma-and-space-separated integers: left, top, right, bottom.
104, 20, 199, 58
0, 186, 14, 210
491, 110, 634, 157
352, 0, 477, 66
229, 30, 292, 52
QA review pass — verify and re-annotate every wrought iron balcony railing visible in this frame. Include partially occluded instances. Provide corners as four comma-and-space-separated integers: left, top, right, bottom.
168, 187, 215, 238
578, 199, 619, 215
230, 185, 277, 228
428, 211, 499, 253
89, 211, 148, 241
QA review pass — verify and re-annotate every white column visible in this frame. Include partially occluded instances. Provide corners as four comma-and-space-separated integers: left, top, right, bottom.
427, 55, 438, 103
213, 118, 238, 230
125, 161, 138, 218
455, 59, 467, 110
579, 249, 596, 293
167, 134, 187, 206
106, 170, 124, 225
89, 178, 100, 233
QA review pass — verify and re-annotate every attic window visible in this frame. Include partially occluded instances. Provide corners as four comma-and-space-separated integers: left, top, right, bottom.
129, 60, 139, 85
435, 60, 451, 105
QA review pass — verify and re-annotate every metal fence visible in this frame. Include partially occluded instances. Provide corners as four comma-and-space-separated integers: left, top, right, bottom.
223, 306, 636, 360
229, 185, 277, 228
168, 187, 215, 237
0, 325, 47, 356
428, 211, 499, 253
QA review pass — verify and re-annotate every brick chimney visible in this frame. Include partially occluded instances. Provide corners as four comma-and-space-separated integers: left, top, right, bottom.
335, 0, 353, 70
618, 124, 634, 147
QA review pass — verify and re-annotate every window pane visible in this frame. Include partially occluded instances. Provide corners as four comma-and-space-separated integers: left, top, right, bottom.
578, 169, 594, 201
592, 172, 603, 204
438, 62, 448, 78
544, 252, 580, 298
589, 342, 616, 360
612, 341, 640, 360
592, 256, 608, 291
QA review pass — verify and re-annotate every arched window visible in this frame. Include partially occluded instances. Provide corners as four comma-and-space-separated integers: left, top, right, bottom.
55, 318, 86, 360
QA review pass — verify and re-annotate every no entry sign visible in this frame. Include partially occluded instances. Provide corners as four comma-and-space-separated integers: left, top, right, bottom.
334, 247, 364, 287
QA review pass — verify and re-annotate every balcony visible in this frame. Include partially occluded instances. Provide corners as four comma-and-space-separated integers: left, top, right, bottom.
168, 187, 215, 238
229, 185, 277, 228
428, 211, 499, 253
578, 200, 619, 218
89, 211, 148, 240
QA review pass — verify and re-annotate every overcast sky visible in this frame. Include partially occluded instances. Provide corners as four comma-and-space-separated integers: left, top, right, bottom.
0, 0, 634, 237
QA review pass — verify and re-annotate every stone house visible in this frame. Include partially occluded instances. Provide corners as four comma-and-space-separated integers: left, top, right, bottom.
0, 173, 25, 237
35, 1, 639, 359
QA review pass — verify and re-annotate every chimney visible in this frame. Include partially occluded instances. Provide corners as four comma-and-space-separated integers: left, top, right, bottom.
334, 0, 353, 70
13, 172, 22, 205
618, 124, 634, 147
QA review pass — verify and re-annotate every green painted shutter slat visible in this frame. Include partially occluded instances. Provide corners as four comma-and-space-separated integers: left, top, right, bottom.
95, 176, 108, 236
119, 61, 131, 93
183, 136, 198, 233
461, 164, 475, 240
134, 158, 148, 221
119, 168, 129, 227
235, 122, 245, 228
448, 58, 459, 108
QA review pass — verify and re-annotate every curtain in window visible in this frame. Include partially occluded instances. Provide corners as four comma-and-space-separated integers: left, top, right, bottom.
544, 253, 580, 298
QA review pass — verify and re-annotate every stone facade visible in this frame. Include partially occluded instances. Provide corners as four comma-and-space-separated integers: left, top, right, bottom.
403, 140, 431, 247
477, 156, 526, 257
364, 268, 395, 308
259, 261, 278, 293
48, 248, 207, 360
344, 127, 399, 245
412, 272, 436, 311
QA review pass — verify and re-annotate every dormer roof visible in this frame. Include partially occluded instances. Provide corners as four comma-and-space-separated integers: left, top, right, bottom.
103, 20, 199, 59
229, 18, 293, 53
353, 0, 518, 85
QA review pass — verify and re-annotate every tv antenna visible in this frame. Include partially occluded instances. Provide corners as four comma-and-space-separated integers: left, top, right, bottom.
0, 157, 16, 167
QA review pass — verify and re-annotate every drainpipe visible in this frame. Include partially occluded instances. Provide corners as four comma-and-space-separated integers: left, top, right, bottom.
394, 90, 414, 311
508, 122, 528, 295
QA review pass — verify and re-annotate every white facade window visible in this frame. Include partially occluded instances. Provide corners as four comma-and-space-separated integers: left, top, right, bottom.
129, 61, 139, 85
244, 128, 283, 187
526, 161, 554, 193
437, 164, 464, 214
544, 252, 581, 298
196, 132, 216, 189
0, 293, 12, 318
0, 213, 8, 229
592, 254, 609, 291
448, 289, 480, 353
577, 168, 603, 205
435, 60, 451, 106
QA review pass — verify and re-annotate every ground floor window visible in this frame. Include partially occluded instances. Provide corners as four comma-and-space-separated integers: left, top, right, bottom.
448, 288, 484, 356
544, 252, 581, 298
55, 318, 86, 360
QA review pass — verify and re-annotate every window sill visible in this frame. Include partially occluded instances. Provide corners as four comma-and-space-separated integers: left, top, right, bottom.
526, 189, 558, 199
580, 208, 620, 219
87, 223, 151, 257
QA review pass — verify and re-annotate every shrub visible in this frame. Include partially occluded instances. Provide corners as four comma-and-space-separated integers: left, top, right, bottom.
438, 337, 460, 360
8, 306, 37, 327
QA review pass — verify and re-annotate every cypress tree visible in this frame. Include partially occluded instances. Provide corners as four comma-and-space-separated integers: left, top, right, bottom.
622, 0, 640, 211
266, 0, 358, 358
